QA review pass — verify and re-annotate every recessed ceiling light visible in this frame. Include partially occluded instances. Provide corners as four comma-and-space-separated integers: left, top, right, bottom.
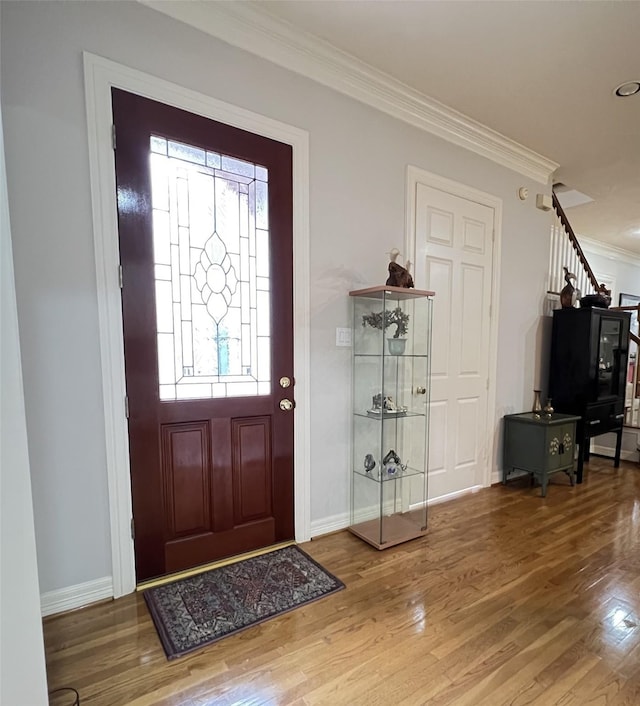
614, 81, 640, 97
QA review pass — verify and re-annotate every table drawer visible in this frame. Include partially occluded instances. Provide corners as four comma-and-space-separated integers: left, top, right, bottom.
584, 403, 624, 435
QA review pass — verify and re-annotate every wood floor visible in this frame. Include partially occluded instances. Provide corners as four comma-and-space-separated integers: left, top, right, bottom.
45, 459, 640, 705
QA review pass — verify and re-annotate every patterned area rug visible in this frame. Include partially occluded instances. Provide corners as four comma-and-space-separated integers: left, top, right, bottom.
144, 545, 345, 659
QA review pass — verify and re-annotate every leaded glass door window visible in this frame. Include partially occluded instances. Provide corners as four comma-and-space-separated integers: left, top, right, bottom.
150, 136, 271, 400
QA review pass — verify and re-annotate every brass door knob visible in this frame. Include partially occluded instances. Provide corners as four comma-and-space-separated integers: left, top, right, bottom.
279, 398, 294, 411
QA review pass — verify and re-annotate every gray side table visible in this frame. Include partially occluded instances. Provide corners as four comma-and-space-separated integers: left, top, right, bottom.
503, 412, 581, 497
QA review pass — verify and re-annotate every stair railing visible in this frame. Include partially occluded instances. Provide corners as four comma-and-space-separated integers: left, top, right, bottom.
548, 192, 640, 430
548, 192, 604, 299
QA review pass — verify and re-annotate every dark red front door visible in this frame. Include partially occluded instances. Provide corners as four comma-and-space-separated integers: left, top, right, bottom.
112, 89, 294, 581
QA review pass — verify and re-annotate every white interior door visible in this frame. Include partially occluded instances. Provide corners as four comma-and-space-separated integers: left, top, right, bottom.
414, 183, 494, 499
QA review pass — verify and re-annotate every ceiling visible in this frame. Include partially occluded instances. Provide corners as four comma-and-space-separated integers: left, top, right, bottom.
255, 0, 640, 253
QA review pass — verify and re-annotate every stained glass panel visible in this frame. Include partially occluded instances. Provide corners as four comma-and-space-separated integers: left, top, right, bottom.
168, 140, 206, 166
150, 136, 271, 400
221, 155, 255, 179
206, 151, 221, 169
150, 136, 167, 155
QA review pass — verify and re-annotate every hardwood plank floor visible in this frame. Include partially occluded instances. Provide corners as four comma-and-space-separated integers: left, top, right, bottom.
45, 459, 640, 705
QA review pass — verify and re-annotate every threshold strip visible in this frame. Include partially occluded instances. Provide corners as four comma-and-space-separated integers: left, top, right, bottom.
136, 540, 296, 591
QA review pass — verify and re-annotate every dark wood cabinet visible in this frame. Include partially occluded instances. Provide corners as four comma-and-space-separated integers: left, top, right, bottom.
549, 307, 630, 483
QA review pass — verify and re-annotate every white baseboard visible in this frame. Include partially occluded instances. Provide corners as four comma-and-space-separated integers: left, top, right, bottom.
41, 576, 113, 617
591, 445, 638, 462
427, 485, 484, 506
310, 512, 350, 538
494, 468, 529, 485
310, 484, 487, 539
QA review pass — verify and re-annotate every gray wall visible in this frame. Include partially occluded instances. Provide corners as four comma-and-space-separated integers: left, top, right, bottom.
1, 0, 552, 594
582, 242, 640, 305
0, 24, 49, 699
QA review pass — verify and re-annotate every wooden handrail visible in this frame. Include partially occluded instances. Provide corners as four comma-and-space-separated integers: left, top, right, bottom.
552, 192, 602, 293
631, 332, 640, 348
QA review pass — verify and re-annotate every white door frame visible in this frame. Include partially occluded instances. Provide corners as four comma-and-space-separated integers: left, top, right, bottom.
83, 53, 311, 598
405, 165, 502, 490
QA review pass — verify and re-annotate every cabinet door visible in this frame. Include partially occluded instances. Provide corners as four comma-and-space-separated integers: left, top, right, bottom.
545, 424, 575, 472
597, 316, 624, 400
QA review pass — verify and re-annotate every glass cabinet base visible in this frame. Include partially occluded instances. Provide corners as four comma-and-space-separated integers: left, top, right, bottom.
349, 511, 427, 550
349, 285, 433, 549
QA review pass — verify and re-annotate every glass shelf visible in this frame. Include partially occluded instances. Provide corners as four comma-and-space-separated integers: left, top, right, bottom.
354, 411, 425, 421
353, 353, 429, 359
353, 466, 426, 483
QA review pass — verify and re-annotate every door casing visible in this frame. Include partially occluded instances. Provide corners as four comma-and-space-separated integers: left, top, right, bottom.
84, 52, 311, 598
405, 165, 502, 494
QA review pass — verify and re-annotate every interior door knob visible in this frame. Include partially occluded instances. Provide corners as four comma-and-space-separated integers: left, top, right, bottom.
279, 398, 294, 411
415, 386, 427, 395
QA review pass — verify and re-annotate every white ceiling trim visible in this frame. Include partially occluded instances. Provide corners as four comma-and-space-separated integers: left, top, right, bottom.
580, 235, 640, 270
141, 0, 558, 184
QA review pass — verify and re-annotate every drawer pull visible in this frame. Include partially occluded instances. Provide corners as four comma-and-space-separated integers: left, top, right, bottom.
614, 414, 624, 420
588, 420, 600, 426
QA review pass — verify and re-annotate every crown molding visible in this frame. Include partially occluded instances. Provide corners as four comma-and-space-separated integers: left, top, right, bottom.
141, 1, 558, 184
580, 235, 640, 269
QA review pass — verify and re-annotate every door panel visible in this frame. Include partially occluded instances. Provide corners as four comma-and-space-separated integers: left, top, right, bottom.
460, 264, 484, 374
232, 417, 272, 523
415, 183, 494, 499
112, 89, 294, 581
161, 422, 211, 538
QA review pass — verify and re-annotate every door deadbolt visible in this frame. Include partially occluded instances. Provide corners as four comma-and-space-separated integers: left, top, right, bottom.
279, 376, 292, 388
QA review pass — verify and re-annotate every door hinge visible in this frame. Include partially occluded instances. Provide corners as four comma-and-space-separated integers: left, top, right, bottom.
124, 395, 129, 418
111, 124, 116, 150
118, 264, 123, 289
130, 518, 135, 540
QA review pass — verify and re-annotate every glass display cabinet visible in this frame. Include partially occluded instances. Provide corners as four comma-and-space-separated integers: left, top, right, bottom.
349, 285, 434, 549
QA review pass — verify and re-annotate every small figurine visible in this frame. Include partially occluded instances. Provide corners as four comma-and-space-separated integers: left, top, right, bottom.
560, 267, 577, 308
363, 454, 376, 474
386, 249, 414, 289
370, 394, 405, 414
382, 449, 407, 476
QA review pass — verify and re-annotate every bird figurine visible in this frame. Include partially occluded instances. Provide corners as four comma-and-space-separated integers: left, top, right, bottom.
560, 266, 577, 308
386, 249, 414, 289
363, 454, 376, 474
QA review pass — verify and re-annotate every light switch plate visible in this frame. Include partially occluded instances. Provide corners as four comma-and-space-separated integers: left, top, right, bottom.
336, 327, 352, 347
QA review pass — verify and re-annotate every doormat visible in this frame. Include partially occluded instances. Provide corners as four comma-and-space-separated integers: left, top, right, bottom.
144, 545, 345, 659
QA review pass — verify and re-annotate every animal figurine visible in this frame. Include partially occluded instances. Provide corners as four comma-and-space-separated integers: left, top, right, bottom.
382, 449, 407, 476
386, 249, 414, 289
596, 283, 612, 307
560, 267, 577, 308
363, 454, 376, 474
